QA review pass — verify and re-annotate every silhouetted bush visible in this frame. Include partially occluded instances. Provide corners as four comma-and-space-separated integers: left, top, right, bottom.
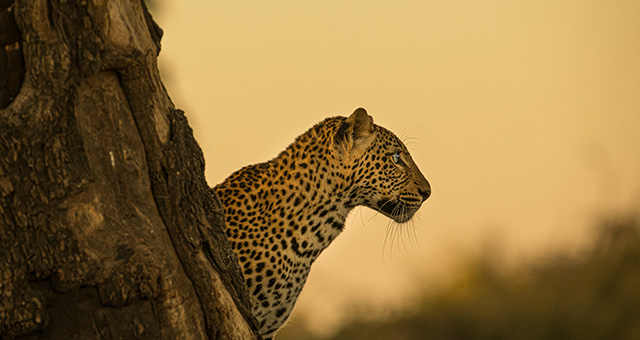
280, 214, 640, 340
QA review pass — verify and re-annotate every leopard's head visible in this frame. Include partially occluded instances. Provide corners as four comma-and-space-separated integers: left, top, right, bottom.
334, 108, 431, 223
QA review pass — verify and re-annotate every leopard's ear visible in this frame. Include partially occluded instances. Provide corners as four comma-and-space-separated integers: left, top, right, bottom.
334, 108, 375, 158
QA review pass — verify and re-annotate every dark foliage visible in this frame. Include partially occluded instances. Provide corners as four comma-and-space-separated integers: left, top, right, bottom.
281, 214, 640, 340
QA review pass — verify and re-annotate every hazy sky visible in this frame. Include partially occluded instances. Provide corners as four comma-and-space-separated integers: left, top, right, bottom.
154, 0, 640, 334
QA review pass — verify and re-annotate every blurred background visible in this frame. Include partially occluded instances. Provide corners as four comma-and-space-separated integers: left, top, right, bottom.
151, 1, 640, 338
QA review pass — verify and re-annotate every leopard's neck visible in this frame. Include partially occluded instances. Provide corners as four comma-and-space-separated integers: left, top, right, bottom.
266, 128, 355, 263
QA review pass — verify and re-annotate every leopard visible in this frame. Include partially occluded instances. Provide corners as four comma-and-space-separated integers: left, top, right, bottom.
214, 108, 431, 339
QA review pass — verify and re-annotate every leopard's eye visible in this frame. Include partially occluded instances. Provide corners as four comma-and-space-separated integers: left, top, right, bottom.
391, 153, 403, 165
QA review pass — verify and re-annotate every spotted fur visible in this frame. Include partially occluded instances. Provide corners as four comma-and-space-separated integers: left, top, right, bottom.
214, 108, 431, 339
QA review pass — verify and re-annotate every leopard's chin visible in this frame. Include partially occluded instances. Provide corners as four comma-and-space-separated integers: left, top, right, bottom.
375, 199, 419, 224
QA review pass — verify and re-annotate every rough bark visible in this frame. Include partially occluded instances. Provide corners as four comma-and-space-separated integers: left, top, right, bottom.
0, 0, 259, 339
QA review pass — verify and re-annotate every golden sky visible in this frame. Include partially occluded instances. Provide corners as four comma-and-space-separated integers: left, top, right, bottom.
155, 0, 640, 334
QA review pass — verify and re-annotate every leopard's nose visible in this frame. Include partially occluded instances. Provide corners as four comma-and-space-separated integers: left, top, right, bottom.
416, 173, 431, 203
418, 187, 431, 203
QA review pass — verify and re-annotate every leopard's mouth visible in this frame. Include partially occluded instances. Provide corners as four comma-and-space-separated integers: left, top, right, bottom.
375, 199, 418, 223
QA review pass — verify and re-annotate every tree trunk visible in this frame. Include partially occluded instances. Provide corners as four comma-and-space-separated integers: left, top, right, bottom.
0, 0, 260, 339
